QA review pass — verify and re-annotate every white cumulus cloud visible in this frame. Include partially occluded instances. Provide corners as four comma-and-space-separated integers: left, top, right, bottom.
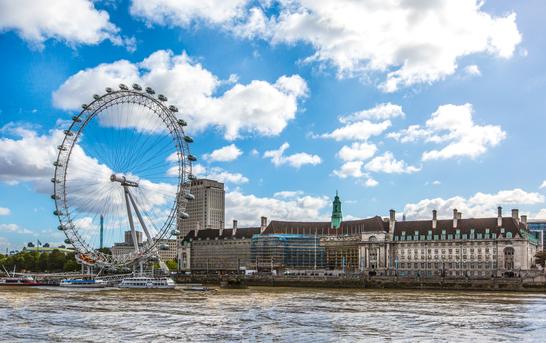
192, 164, 248, 184
389, 103, 506, 161
0, 0, 129, 48
333, 161, 365, 179
263, 142, 321, 168
273, 190, 304, 199
403, 188, 544, 220
0, 124, 61, 187
52, 50, 307, 140
0, 207, 10, 216
203, 144, 242, 162
0, 223, 33, 234
320, 120, 391, 141
225, 190, 329, 225
464, 64, 481, 76
337, 142, 377, 162
364, 152, 420, 174
130, 0, 248, 27
364, 178, 379, 188
339, 103, 405, 123
128, 1, 522, 91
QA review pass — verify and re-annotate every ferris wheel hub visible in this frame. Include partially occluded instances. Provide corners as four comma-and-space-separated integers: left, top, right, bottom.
110, 174, 139, 187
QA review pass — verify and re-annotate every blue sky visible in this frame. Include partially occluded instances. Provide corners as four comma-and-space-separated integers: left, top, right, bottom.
1, 0, 546, 251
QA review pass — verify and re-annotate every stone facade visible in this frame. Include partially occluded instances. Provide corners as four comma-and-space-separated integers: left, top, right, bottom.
359, 208, 539, 277
181, 226, 260, 273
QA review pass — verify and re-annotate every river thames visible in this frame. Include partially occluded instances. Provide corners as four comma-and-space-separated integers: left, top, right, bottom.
1, 286, 545, 342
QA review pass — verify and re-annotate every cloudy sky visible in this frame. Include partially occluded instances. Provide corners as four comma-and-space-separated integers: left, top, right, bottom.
1, 0, 546, 251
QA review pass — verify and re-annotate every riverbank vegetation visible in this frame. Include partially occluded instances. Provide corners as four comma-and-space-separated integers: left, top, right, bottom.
0, 250, 80, 273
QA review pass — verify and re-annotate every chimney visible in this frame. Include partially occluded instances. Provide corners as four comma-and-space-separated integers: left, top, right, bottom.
457, 212, 462, 220
402, 214, 406, 222
453, 209, 458, 228
497, 206, 502, 227
260, 216, 268, 233
432, 210, 437, 229
521, 215, 527, 226
389, 209, 396, 232
512, 209, 519, 224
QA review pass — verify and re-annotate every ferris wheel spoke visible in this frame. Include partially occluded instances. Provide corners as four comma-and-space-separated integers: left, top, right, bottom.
127, 134, 175, 176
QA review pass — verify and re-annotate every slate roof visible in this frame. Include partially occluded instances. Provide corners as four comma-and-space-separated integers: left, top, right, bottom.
262, 216, 387, 236
182, 227, 261, 242
392, 217, 526, 238
182, 216, 529, 242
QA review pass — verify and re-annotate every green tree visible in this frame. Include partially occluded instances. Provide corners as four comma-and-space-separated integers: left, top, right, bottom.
22, 252, 35, 271
63, 258, 79, 272
165, 259, 178, 271
38, 253, 48, 272
48, 250, 65, 272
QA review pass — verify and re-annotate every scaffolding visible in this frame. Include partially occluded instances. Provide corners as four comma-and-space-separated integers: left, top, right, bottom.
250, 234, 326, 271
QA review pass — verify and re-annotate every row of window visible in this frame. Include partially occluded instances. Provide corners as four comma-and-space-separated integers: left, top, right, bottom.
400, 255, 495, 261
398, 262, 498, 269
395, 231, 513, 241
396, 241, 496, 247
400, 247, 494, 255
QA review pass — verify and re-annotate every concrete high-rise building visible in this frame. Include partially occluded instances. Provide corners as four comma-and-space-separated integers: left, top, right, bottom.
124, 230, 142, 245
179, 179, 225, 236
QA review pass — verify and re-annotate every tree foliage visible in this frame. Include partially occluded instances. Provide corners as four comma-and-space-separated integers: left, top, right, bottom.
0, 250, 80, 273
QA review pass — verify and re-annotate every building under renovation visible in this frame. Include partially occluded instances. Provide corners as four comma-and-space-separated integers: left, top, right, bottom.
180, 190, 541, 277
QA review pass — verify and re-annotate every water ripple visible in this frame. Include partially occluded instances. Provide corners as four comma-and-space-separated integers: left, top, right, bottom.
1, 286, 545, 342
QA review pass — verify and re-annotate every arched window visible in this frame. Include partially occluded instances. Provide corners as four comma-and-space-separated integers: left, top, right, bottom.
369, 236, 377, 242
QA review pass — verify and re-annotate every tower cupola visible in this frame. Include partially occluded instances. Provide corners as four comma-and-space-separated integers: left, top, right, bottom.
331, 190, 343, 229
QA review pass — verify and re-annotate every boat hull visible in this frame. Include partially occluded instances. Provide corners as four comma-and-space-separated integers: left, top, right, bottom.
119, 277, 176, 289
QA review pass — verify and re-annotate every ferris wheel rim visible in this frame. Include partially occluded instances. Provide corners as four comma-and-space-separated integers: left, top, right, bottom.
52, 85, 192, 268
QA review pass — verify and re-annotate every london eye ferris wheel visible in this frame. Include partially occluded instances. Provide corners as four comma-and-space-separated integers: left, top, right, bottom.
51, 83, 196, 269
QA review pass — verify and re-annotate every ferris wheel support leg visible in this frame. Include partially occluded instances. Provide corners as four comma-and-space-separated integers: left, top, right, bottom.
126, 190, 153, 244
124, 186, 140, 253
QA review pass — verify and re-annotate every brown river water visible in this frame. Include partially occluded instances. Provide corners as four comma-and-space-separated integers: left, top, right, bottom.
0, 286, 545, 342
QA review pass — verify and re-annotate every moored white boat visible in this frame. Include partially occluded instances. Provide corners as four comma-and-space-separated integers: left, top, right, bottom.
60, 278, 108, 288
119, 276, 175, 289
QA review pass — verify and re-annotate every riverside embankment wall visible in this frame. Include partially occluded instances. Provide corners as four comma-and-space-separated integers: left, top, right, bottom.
177, 274, 546, 292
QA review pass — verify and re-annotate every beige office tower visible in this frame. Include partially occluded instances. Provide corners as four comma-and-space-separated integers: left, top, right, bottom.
179, 179, 225, 237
